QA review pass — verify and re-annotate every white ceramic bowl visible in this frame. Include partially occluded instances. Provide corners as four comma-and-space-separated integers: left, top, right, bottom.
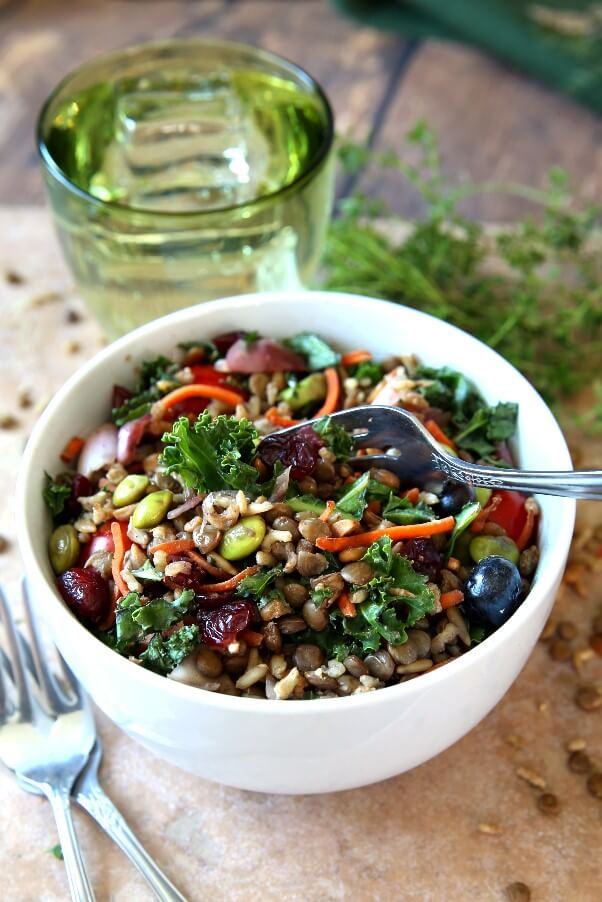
18, 292, 575, 794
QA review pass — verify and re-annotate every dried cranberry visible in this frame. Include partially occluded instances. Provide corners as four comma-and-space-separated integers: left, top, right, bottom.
56, 567, 111, 626
259, 425, 324, 479
402, 538, 443, 582
164, 565, 207, 595
112, 384, 133, 409
194, 590, 236, 609
67, 474, 92, 516
198, 601, 254, 648
212, 331, 247, 356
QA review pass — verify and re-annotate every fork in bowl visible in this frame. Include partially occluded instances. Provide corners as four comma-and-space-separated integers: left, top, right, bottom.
0, 582, 95, 901
262, 405, 602, 500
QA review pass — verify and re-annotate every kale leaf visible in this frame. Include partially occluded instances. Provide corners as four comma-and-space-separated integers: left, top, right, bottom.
350, 360, 384, 385
161, 411, 260, 494
381, 494, 436, 525
454, 402, 518, 456
236, 565, 283, 599
42, 472, 72, 517
284, 333, 340, 371
313, 416, 354, 461
112, 355, 178, 426
113, 589, 196, 653
139, 625, 200, 675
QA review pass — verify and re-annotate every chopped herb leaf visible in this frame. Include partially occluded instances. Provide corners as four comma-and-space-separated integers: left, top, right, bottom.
313, 416, 354, 461
382, 494, 436, 525
113, 589, 196, 652
48, 844, 63, 860
131, 560, 164, 582
236, 565, 283, 599
112, 356, 178, 426
244, 330, 260, 347
311, 586, 333, 608
139, 625, 200, 675
446, 501, 481, 558
284, 332, 340, 371
335, 471, 370, 520
161, 411, 259, 495
42, 472, 72, 517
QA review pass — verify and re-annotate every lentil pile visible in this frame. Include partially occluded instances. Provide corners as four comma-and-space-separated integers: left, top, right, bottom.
44, 330, 540, 700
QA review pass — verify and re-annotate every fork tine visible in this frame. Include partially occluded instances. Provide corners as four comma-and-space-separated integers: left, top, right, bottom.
0, 585, 33, 722
21, 579, 74, 713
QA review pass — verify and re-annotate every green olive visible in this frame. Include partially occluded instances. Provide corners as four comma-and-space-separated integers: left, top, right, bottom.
113, 474, 149, 507
475, 487, 492, 507
469, 534, 520, 565
218, 515, 266, 561
131, 490, 173, 529
49, 524, 80, 575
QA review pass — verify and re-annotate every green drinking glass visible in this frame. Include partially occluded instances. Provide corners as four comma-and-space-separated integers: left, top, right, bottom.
37, 39, 335, 338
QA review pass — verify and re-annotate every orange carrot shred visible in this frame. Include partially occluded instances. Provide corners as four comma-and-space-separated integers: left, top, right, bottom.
425, 419, 456, 451
341, 349, 372, 367
338, 591, 357, 618
240, 628, 264, 647
403, 487, 420, 505
470, 494, 502, 533
440, 589, 464, 609
320, 500, 336, 522
150, 538, 196, 555
315, 516, 455, 552
110, 521, 129, 598
196, 565, 259, 594
187, 550, 228, 579
159, 383, 244, 411
313, 367, 340, 418
516, 499, 538, 551
60, 435, 85, 463
265, 407, 300, 428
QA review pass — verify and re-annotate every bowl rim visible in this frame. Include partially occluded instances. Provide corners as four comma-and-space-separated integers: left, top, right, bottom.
17, 290, 575, 715
36, 37, 334, 218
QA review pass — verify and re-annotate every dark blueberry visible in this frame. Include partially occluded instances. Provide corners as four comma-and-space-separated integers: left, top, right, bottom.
463, 555, 524, 628
437, 479, 475, 517
56, 567, 111, 626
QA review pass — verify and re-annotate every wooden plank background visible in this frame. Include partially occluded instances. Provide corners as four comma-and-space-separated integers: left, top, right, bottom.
1, 0, 600, 220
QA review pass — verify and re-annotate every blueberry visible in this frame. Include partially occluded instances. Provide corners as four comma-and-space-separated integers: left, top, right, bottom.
463, 555, 524, 628
437, 479, 475, 517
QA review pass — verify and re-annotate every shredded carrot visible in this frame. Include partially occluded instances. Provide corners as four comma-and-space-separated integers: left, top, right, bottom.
366, 500, 381, 515
110, 521, 129, 598
340, 349, 372, 367
403, 487, 420, 505
240, 628, 264, 647
150, 538, 196, 555
320, 500, 336, 522
315, 516, 455, 552
425, 419, 456, 451
265, 407, 300, 428
187, 550, 228, 579
470, 494, 502, 533
60, 435, 85, 463
159, 383, 244, 411
441, 589, 464, 609
196, 565, 259, 594
516, 499, 538, 551
313, 367, 340, 418
338, 591, 357, 618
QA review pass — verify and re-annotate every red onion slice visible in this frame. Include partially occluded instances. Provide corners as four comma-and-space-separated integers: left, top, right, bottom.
269, 465, 291, 502
117, 414, 151, 465
167, 494, 203, 520
77, 423, 118, 477
225, 338, 307, 373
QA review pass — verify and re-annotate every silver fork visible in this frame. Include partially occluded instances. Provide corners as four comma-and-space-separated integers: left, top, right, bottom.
261, 405, 602, 499
0, 583, 95, 901
14, 582, 188, 902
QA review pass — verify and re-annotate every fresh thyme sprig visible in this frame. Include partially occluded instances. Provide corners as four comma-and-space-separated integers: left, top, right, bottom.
321, 122, 602, 431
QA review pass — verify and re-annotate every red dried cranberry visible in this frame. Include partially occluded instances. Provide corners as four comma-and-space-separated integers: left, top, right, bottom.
212, 331, 247, 356
259, 425, 324, 479
56, 568, 111, 626
164, 565, 207, 594
67, 474, 92, 515
112, 384, 133, 409
402, 538, 443, 582
198, 601, 254, 648
194, 590, 236, 609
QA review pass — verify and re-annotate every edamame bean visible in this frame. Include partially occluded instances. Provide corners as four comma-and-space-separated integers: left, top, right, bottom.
49, 525, 80, 574
218, 516, 266, 561
469, 534, 520, 565
132, 490, 172, 529
113, 474, 149, 507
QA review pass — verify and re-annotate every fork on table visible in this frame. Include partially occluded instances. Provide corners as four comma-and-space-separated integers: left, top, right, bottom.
0, 581, 187, 902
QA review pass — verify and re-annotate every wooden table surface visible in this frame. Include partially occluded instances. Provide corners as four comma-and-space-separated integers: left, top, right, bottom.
1, 0, 601, 220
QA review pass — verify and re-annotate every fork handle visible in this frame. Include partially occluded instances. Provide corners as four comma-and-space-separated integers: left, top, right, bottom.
440, 460, 602, 501
75, 779, 188, 902
44, 786, 96, 902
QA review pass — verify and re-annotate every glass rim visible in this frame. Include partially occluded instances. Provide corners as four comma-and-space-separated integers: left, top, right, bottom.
36, 37, 335, 218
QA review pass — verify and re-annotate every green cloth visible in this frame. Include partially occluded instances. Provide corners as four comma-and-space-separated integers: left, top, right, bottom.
332, 0, 602, 117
